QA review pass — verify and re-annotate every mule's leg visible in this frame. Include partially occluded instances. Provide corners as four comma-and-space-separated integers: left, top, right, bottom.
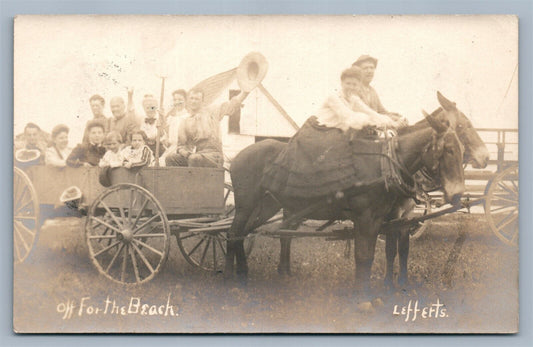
384, 230, 398, 289
397, 198, 415, 287
398, 228, 410, 287
353, 214, 382, 297
224, 212, 250, 282
278, 210, 301, 276
278, 237, 293, 276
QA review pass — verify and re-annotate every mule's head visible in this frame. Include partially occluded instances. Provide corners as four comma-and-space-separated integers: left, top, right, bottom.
435, 92, 490, 168
424, 112, 465, 205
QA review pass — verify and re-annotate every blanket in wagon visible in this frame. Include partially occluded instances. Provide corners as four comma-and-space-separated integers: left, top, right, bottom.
261, 116, 383, 199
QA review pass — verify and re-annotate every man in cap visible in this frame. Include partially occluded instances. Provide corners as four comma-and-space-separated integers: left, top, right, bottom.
352, 55, 407, 126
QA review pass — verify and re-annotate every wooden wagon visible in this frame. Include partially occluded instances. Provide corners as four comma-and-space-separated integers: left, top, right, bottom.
13, 165, 253, 284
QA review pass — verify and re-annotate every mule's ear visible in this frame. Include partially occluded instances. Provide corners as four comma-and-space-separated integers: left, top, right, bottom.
424, 110, 449, 133
437, 91, 457, 111
421, 109, 430, 117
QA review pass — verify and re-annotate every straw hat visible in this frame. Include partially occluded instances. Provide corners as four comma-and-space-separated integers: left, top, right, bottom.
236, 52, 269, 92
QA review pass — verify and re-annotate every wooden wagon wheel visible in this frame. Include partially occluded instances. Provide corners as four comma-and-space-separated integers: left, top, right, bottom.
85, 183, 170, 284
13, 167, 40, 264
484, 165, 519, 246
176, 183, 255, 272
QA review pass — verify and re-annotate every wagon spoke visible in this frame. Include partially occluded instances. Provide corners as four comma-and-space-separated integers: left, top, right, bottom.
131, 242, 155, 274
15, 198, 34, 215
14, 224, 30, 252
216, 235, 227, 256
93, 240, 121, 258
491, 195, 519, 205
15, 220, 35, 237
199, 238, 210, 267
105, 243, 125, 274
90, 216, 121, 233
132, 213, 162, 235
14, 185, 29, 212
130, 246, 141, 283
212, 238, 217, 271
495, 211, 518, 231
120, 244, 129, 282
497, 182, 516, 197
131, 199, 150, 230
187, 237, 206, 257
118, 206, 127, 224
488, 204, 516, 214
88, 234, 117, 239
99, 200, 123, 229
225, 206, 236, 217
15, 215, 38, 220
510, 228, 519, 243
511, 179, 518, 193
132, 238, 164, 257
14, 231, 22, 262
128, 188, 134, 224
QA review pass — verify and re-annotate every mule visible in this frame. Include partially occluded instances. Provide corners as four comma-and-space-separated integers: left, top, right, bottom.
384, 92, 489, 289
224, 107, 465, 303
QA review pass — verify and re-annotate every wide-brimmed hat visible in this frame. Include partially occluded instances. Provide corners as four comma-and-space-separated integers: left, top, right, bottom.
352, 55, 378, 67
15, 149, 41, 167
59, 186, 82, 203
236, 52, 269, 92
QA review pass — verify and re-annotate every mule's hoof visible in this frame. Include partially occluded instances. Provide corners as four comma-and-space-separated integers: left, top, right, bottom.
371, 297, 384, 309
357, 301, 375, 313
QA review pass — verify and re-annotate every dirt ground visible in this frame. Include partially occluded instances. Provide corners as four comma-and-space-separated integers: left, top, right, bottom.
13, 213, 518, 333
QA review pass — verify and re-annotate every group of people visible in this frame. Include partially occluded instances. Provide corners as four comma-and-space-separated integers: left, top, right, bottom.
15, 54, 404, 173
15, 84, 250, 171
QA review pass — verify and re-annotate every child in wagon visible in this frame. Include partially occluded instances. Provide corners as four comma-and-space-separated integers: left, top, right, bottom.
99, 131, 124, 168
121, 130, 154, 169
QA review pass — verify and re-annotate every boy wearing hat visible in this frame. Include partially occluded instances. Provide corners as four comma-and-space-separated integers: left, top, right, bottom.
352, 55, 389, 114
352, 55, 407, 126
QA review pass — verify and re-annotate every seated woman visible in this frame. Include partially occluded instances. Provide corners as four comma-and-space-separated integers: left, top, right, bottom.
315, 66, 400, 132
66, 121, 106, 167
261, 67, 404, 199
121, 130, 154, 169
45, 124, 72, 167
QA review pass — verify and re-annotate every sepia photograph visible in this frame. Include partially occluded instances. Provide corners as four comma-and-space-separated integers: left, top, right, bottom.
13, 15, 518, 333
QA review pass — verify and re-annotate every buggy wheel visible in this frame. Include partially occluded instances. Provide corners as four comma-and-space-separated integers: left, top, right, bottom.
176, 183, 254, 272
484, 165, 519, 246
13, 167, 40, 264
85, 183, 170, 284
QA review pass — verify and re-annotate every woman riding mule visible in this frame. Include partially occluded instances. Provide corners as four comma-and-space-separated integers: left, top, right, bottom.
224, 102, 466, 308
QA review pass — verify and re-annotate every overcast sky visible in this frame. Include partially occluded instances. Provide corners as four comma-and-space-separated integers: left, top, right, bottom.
14, 15, 518, 142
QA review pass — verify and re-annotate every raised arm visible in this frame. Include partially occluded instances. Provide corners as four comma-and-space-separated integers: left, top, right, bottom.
215, 91, 250, 121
